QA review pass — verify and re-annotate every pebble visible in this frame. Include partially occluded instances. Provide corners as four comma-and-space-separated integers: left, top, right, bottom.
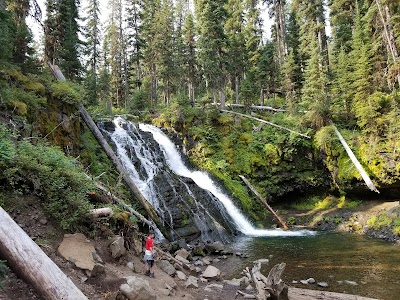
306, 278, 316, 284
318, 282, 328, 287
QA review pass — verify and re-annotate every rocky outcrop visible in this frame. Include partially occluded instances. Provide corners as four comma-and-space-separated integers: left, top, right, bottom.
58, 233, 104, 276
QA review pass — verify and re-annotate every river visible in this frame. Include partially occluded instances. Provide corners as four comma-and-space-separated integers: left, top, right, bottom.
220, 232, 400, 300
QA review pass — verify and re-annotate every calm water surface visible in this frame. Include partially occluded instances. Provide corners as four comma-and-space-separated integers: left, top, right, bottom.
223, 232, 400, 300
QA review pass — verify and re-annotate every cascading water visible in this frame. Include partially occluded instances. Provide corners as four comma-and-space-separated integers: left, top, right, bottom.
101, 117, 314, 241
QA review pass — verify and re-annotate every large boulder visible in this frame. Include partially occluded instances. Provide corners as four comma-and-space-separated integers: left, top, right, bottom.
175, 248, 191, 260
202, 265, 221, 280
120, 276, 157, 300
58, 233, 104, 276
158, 260, 176, 276
110, 236, 127, 258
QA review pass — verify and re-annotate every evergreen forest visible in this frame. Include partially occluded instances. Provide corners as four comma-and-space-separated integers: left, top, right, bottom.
1, 0, 400, 236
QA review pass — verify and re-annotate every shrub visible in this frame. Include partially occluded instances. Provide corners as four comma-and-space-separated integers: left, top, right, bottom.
50, 81, 81, 104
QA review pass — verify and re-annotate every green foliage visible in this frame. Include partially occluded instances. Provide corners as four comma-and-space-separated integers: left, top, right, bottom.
0, 260, 8, 289
0, 129, 94, 230
50, 82, 82, 104
367, 210, 400, 236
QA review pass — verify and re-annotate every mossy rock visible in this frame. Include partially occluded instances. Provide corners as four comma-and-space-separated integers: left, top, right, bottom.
5, 68, 45, 96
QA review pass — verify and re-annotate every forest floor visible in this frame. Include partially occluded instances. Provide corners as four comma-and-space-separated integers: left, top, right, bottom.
0, 195, 393, 300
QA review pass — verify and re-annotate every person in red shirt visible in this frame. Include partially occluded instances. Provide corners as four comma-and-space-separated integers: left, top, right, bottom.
143, 230, 155, 277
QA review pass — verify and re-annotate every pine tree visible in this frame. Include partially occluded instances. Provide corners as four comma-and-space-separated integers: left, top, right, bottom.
195, 0, 228, 107
242, 0, 263, 105
6, 0, 34, 66
0, 7, 13, 63
45, 0, 82, 80
225, 0, 246, 104
83, 0, 101, 104
182, 12, 197, 105
301, 38, 330, 129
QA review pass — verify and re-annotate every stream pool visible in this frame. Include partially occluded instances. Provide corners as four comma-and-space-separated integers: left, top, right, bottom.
222, 231, 400, 300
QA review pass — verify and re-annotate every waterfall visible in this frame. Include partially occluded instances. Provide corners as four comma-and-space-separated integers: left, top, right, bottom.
102, 117, 314, 239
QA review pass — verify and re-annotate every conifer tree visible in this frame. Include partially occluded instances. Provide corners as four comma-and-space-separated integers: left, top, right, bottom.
225, 0, 246, 104
83, 0, 101, 104
195, 0, 228, 107
182, 12, 197, 105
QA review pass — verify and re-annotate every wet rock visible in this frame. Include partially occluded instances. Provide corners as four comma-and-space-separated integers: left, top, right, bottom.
202, 265, 221, 280
205, 241, 224, 253
120, 276, 156, 300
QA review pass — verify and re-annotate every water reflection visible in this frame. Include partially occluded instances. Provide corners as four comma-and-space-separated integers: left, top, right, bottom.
225, 232, 400, 300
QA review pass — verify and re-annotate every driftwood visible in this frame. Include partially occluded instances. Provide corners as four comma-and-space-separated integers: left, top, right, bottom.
221, 110, 310, 139
243, 262, 289, 300
240, 176, 288, 230
333, 126, 379, 193
236, 290, 256, 299
0, 207, 88, 300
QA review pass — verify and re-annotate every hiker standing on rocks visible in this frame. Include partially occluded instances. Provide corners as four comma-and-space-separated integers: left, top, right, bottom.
144, 230, 155, 277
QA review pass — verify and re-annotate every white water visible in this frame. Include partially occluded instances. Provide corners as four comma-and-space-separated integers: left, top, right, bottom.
138, 123, 316, 237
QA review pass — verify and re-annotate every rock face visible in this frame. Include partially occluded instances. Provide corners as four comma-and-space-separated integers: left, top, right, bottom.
100, 120, 238, 243
58, 233, 104, 275
120, 276, 157, 300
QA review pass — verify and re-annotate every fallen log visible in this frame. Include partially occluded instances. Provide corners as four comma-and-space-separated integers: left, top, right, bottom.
89, 207, 113, 219
228, 104, 286, 113
333, 126, 379, 193
239, 176, 288, 230
0, 207, 88, 300
84, 174, 154, 228
221, 110, 310, 138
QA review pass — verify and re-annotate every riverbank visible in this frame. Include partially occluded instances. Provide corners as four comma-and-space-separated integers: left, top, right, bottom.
0, 195, 387, 300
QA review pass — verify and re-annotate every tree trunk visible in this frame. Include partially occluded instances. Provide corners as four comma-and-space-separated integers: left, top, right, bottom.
0, 207, 88, 300
78, 104, 171, 240
376, 0, 400, 87
333, 126, 379, 193
221, 109, 310, 138
239, 176, 288, 230
235, 75, 240, 104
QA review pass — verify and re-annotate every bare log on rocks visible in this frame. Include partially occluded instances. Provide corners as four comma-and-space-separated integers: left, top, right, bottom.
243, 262, 289, 300
89, 207, 113, 219
240, 176, 288, 230
0, 207, 88, 300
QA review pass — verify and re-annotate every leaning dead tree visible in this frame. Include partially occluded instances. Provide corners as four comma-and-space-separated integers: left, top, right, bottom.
242, 262, 289, 300
221, 110, 310, 139
333, 126, 379, 193
0, 208, 88, 300
240, 176, 288, 230
48, 63, 170, 240
227, 104, 286, 113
